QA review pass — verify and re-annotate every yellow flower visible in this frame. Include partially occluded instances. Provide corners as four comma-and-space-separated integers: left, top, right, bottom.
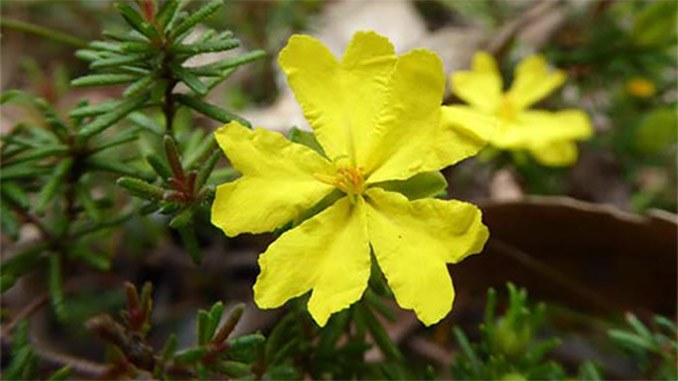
626, 77, 656, 98
451, 52, 593, 166
211, 31, 491, 326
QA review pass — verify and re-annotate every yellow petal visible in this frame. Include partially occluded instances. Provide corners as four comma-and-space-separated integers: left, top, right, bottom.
211, 121, 335, 236
507, 54, 566, 109
253, 196, 371, 327
491, 109, 593, 149
364, 50, 448, 183
278, 32, 396, 164
450, 52, 503, 112
365, 188, 489, 325
437, 105, 497, 164
530, 140, 579, 166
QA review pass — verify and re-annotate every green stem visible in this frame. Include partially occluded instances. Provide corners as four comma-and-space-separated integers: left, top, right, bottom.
0, 18, 87, 48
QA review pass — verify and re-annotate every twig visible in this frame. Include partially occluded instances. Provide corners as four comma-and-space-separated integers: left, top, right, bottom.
488, 237, 620, 313
0, 18, 87, 48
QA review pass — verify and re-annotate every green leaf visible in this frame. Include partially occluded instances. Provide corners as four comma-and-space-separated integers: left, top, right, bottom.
216, 361, 251, 378
90, 127, 141, 153
195, 149, 221, 190
1, 182, 30, 209
156, 0, 180, 30
183, 135, 216, 170
227, 334, 266, 362
49, 254, 68, 321
453, 326, 480, 371
120, 41, 154, 53
0, 165, 51, 181
90, 53, 150, 69
89, 40, 124, 53
188, 49, 267, 76
163, 135, 184, 179
75, 49, 103, 62
206, 302, 225, 340
127, 112, 164, 135
47, 366, 72, 381
288, 127, 325, 156
373, 171, 448, 200
171, 39, 239, 55
357, 303, 403, 361
117, 177, 165, 200
170, 0, 222, 40
115, 2, 158, 40
71, 73, 139, 87
0, 202, 19, 241
146, 153, 173, 179
75, 184, 102, 223
174, 347, 208, 365
178, 226, 202, 264
170, 63, 207, 95
212, 303, 244, 343
102, 29, 148, 43
197, 310, 211, 345
123, 74, 155, 97
86, 157, 154, 181
175, 94, 249, 126
169, 207, 194, 228
35, 158, 74, 214
69, 99, 123, 118
78, 94, 149, 139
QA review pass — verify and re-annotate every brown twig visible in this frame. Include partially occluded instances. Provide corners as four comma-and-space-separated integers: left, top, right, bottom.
488, 237, 621, 313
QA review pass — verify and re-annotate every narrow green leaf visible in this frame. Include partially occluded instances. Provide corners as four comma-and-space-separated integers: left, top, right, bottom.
175, 94, 249, 126
626, 313, 653, 340
1, 243, 47, 277
75, 185, 102, 223
115, 2, 157, 39
170, 0, 222, 39
188, 49, 267, 76
117, 177, 165, 200
146, 153, 172, 179
183, 135, 216, 170
86, 157, 154, 181
172, 39, 239, 55
453, 326, 480, 371
127, 112, 164, 135
358, 303, 403, 361
102, 29, 148, 42
1, 182, 30, 209
171, 64, 207, 95
33, 98, 69, 139
169, 207, 194, 228
216, 361, 250, 378
89, 40, 124, 53
212, 303, 244, 343
90, 127, 141, 153
1, 274, 16, 293
49, 254, 68, 321
364, 290, 396, 322
161, 334, 178, 361
123, 74, 155, 97
156, 0, 180, 30
374, 171, 448, 200
0, 201, 20, 240
174, 347, 208, 365
90, 53, 150, 69
197, 309, 210, 345
195, 149, 221, 190
178, 226, 202, 264
120, 41, 154, 53
288, 127, 324, 156
164, 135, 184, 179
71, 73, 138, 88
0, 165, 50, 181
69, 99, 122, 118
78, 94, 149, 139
317, 310, 350, 355
1, 89, 31, 105
35, 158, 74, 214
74, 49, 102, 62
206, 302, 225, 341
47, 366, 72, 381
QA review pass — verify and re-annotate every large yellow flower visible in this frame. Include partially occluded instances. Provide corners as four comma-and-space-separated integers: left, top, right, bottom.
211, 31, 492, 326
451, 52, 593, 166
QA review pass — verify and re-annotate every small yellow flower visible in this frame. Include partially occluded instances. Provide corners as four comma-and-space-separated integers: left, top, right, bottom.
626, 77, 656, 98
451, 52, 593, 166
211, 31, 492, 326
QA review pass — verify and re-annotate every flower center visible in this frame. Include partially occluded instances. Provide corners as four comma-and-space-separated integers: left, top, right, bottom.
497, 94, 518, 121
315, 165, 365, 197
